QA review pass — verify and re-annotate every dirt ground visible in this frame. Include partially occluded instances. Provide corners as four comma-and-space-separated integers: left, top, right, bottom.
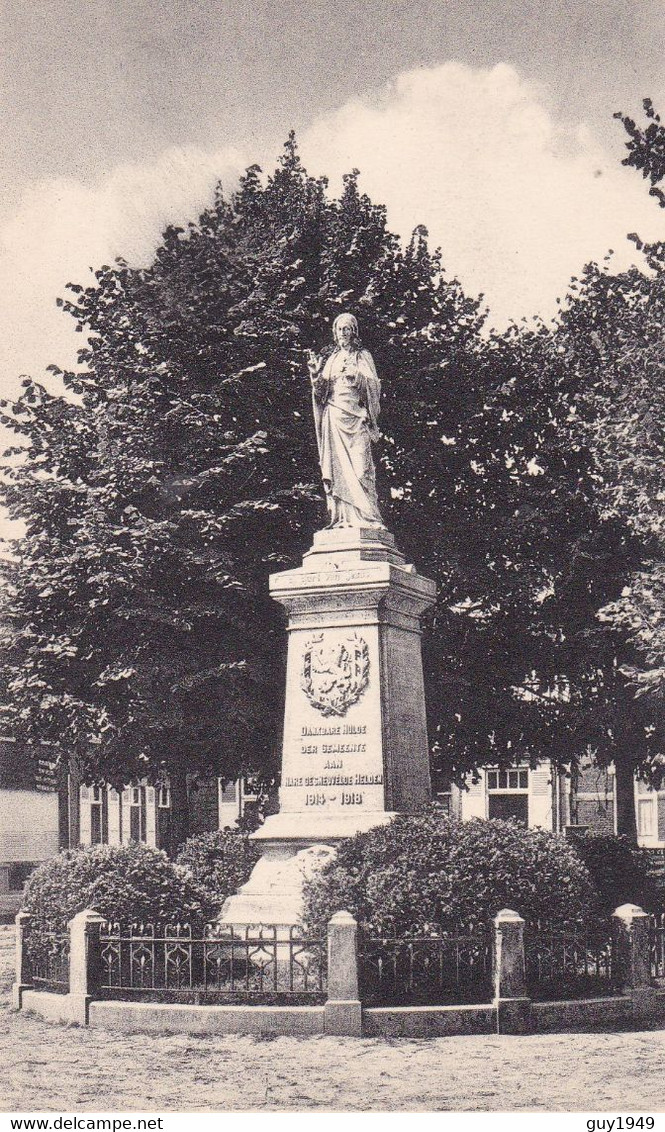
1, 926, 664, 1113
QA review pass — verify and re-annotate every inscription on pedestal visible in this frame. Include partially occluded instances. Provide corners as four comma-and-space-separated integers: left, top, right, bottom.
278, 625, 386, 814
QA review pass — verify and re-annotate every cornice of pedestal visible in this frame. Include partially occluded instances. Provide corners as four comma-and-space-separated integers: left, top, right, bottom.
250, 809, 398, 845
270, 562, 436, 631
269, 526, 436, 631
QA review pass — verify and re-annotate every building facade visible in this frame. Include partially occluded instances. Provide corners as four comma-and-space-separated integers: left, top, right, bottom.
445, 755, 665, 845
75, 776, 261, 851
0, 730, 263, 901
5, 733, 665, 905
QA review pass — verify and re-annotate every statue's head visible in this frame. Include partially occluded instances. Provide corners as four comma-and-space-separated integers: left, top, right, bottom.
332, 312, 359, 349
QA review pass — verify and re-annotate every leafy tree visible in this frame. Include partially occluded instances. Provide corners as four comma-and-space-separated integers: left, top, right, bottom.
398, 288, 657, 840
504, 99, 665, 836
545, 257, 665, 832
615, 98, 665, 208
2, 132, 656, 844
575, 100, 665, 709
0, 139, 484, 842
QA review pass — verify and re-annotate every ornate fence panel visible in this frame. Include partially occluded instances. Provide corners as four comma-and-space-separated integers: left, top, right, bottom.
359, 928, 493, 1006
525, 921, 616, 1001
649, 912, 665, 981
23, 922, 70, 995
99, 922, 326, 1003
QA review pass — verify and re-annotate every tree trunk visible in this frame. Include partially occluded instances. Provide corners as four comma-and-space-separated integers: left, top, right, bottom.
167, 765, 190, 857
614, 750, 638, 842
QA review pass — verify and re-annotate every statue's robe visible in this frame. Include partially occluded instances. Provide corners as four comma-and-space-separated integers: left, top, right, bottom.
312, 347, 383, 527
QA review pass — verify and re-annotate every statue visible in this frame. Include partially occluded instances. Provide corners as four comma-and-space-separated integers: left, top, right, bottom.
307, 313, 384, 529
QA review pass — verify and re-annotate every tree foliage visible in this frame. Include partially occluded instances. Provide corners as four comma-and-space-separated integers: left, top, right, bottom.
0, 132, 660, 839
549, 100, 665, 733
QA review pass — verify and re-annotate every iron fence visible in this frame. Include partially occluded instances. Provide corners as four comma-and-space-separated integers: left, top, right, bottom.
525, 921, 617, 1001
98, 922, 327, 1003
359, 927, 493, 1006
649, 912, 665, 980
24, 923, 70, 994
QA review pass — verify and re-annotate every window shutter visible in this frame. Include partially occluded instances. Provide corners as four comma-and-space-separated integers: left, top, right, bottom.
79, 786, 92, 846
462, 773, 486, 820
530, 769, 550, 795
107, 788, 121, 845
146, 787, 157, 846
638, 798, 656, 839
528, 767, 552, 829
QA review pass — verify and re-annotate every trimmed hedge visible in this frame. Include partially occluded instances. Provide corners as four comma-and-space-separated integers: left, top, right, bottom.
175, 828, 260, 907
302, 811, 599, 936
568, 830, 659, 914
22, 842, 216, 937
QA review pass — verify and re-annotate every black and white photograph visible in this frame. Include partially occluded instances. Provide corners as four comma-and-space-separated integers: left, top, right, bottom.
2, 0, 665, 1119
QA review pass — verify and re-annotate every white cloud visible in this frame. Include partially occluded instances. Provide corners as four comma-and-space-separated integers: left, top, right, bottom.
300, 61, 665, 327
0, 145, 246, 398
2, 58, 665, 413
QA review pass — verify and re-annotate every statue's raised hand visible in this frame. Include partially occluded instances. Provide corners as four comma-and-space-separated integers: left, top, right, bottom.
306, 350, 323, 381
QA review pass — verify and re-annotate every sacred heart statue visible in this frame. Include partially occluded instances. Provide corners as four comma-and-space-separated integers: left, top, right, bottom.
300, 631, 370, 717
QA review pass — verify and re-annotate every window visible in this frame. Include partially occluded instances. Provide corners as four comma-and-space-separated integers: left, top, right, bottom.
486, 767, 529, 825
219, 780, 239, 805
128, 786, 146, 842
486, 769, 528, 791
435, 790, 452, 817
241, 778, 260, 802
157, 786, 170, 809
90, 786, 106, 844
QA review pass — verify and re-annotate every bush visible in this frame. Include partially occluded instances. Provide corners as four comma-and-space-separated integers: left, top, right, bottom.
302, 811, 599, 936
568, 831, 659, 914
175, 828, 260, 909
23, 842, 215, 939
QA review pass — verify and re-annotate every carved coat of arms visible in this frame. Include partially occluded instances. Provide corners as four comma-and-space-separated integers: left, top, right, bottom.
300, 632, 370, 717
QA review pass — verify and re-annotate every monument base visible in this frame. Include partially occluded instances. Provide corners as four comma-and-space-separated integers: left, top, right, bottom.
219, 812, 397, 928
219, 525, 435, 929
218, 842, 333, 928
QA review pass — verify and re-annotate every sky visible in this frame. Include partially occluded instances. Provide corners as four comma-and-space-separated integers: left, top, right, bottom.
2, 0, 665, 398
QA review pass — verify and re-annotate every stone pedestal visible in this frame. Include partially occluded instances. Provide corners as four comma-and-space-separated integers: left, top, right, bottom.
220, 527, 436, 927
493, 908, 531, 1034
612, 902, 658, 1022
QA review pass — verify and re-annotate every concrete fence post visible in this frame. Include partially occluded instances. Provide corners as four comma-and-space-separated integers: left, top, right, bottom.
11, 910, 32, 1009
493, 908, 531, 1034
68, 908, 105, 1025
324, 910, 362, 1036
612, 902, 657, 1023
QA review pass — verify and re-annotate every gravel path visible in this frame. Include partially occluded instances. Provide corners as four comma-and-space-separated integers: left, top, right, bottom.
1, 926, 664, 1112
